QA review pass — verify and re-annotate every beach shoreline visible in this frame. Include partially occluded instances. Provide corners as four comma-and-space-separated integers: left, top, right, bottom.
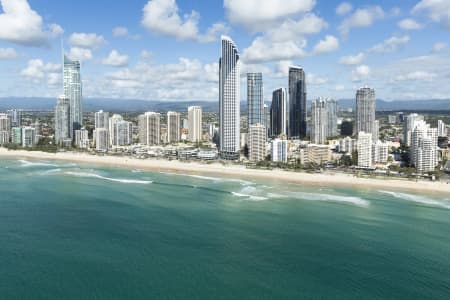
1, 147, 449, 195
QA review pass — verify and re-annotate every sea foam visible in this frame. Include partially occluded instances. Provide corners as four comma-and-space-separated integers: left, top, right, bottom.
379, 190, 450, 209
18, 159, 58, 168
65, 171, 152, 185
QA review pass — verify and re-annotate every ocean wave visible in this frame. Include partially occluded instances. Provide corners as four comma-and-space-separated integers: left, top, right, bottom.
231, 192, 269, 201
286, 191, 370, 207
379, 190, 450, 209
36, 168, 62, 175
159, 171, 253, 185
18, 159, 59, 167
64, 171, 152, 185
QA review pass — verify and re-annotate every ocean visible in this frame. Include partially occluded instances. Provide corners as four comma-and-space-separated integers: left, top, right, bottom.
0, 158, 449, 299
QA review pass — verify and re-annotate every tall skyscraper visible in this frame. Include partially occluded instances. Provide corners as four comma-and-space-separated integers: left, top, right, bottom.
219, 36, 240, 159
288, 66, 307, 139
411, 121, 438, 173
95, 110, 109, 129
64, 55, 82, 138
248, 123, 266, 162
109, 114, 123, 146
112, 120, 132, 146
326, 99, 338, 138
355, 87, 376, 141
404, 113, 424, 146
0, 113, 9, 145
188, 106, 202, 143
311, 98, 328, 144
138, 112, 160, 146
270, 88, 287, 137
94, 128, 109, 151
54, 95, 71, 145
167, 111, 181, 144
357, 132, 373, 168
7, 109, 22, 128
438, 120, 447, 137
247, 73, 264, 131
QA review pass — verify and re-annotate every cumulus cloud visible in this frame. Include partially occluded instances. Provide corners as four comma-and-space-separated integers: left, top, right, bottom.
20, 59, 61, 86
242, 14, 327, 63
0, 0, 57, 46
112, 26, 129, 37
398, 18, 423, 30
313, 35, 339, 55
336, 2, 353, 16
335, 85, 346, 91
352, 65, 370, 82
368, 35, 410, 53
224, 0, 316, 31
68, 47, 93, 61
102, 50, 129, 67
48, 23, 64, 37
141, 0, 226, 42
0, 47, 19, 59
339, 6, 384, 36
339, 52, 365, 65
69, 33, 106, 49
412, 0, 450, 27
393, 71, 437, 82
307, 73, 329, 85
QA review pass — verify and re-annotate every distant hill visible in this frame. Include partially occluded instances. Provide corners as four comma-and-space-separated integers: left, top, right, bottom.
1, 97, 450, 112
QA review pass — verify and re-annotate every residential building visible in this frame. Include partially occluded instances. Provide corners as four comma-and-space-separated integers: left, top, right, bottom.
357, 132, 373, 168
411, 121, 438, 173
355, 87, 376, 141
248, 123, 266, 162
270, 88, 287, 137
54, 95, 71, 145
7, 109, 22, 128
372, 140, 389, 163
326, 99, 338, 137
403, 113, 424, 146
0, 113, 9, 145
11, 127, 22, 145
311, 98, 328, 144
188, 106, 202, 143
339, 136, 357, 153
139, 112, 160, 146
75, 128, 90, 149
289, 66, 307, 139
301, 144, 330, 165
271, 139, 288, 163
167, 111, 181, 143
94, 128, 109, 151
247, 73, 264, 131
64, 55, 82, 137
219, 35, 240, 159
95, 110, 109, 129
438, 120, 447, 137
22, 127, 37, 147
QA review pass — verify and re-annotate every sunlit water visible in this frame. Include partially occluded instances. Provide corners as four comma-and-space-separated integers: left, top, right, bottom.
1, 158, 449, 299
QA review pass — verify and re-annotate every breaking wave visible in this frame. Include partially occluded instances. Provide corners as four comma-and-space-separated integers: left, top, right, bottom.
379, 190, 450, 209
18, 159, 58, 168
64, 171, 152, 185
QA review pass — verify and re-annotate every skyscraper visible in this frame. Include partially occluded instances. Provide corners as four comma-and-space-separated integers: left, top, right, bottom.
357, 132, 373, 168
167, 111, 181, 144
7, 109, 22, 128
248, 123, 266, 162
112, 120, 132, 147
22, 127, 37, 147
404, 113, 424, 146
355, 87, 376, 141
188, 106, 202, 143
109, 114, 123, 146
270, 88, 287, 137
247, 73, 264, 131
138, 112, 160, 146
95, 110, 109, 130
326, 99, 338, 138
219, 36, 240, 159
54, 95, 71, 145
410, 121, 438, 173
64, 55, 82, 138
0, 113, 9, 145
311, 98, 328, 144
288, 66, 307, 139
94, 128, 109, 151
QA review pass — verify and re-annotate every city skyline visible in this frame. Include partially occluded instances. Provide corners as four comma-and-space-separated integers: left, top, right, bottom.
0, 0, 449, 102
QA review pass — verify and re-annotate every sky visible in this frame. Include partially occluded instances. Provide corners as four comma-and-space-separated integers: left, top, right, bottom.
0, 0, 449, 102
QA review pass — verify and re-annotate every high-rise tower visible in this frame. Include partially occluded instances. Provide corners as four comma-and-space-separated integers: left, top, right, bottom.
63, 55, 82, 138
288, 66, 307, 139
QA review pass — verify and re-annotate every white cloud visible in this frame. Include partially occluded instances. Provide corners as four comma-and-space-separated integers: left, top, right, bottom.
398, 18, 423, 30
335, 85, 345, 91
48, 23, 64, 37
313, 35, 339, 55
141, 50, 152, 59
412, 0, 450, 27
339, 6, 384, 36
393, 71, 437, 82
352, 65, 370, 82
339, 52, 365, 65
141, 0, 226, 42
0, 0, 48, 46
336, 2, 352, 16
0, 47, 19, 59
69, 33, 106, 49
432, 42, 447, 52
224, 0, 316, 31
102, 50, 129, 67
307, 73, 329, 85
68, 47, 93, 61
112, 26, 129, 37
20, 59, 61, 84
272, 60, 292, 78
368, 35, 410, 53
242, 14, 327, 63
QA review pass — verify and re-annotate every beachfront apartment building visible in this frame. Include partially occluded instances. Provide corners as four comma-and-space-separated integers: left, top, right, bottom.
188, 106, 202, 143
289, 66, 307, 139
270, 88, 287, 138
357, 132, 372, 168
94, 128, 109, 151
167, 111, 181, 144
411, 121, 438, 173
0, 113, 10, 145
22, 127, 37, 147
356, 87, 377, 141
311, 98, 328, 144
139, 112, 160, 146
272, 139, 288, 163
248, 123, 266, 162
247, 73, 264, 132
54, 95, 71, 146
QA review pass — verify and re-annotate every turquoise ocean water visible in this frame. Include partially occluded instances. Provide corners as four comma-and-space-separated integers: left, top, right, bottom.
0, 158, 449, 299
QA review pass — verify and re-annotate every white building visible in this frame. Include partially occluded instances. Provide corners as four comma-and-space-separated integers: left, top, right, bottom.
95, 110, 109, 129
109, 114, 124, 146
54, 95, 71, 145
112, 120, 132, 146
357, 132, 372, 168
356, 87, 377, 141
271, 139, 288, 163
94, 128, 109, 151
311, 98, 328, 144
63, 55, 82, 138
411, 121, 438, 173
188, 106, 202, 143
403, 113, 424, 146
372, 140, 389, 163
22, 127, 37, 147
339, 137, 357, 154
139, 112, 160, 146
248, 123, 266, 162
301, 144, 331, 165
75, 128, 90, 149
219, 35, 240, 159
438, 120, 447, 137
167, 111, 180, 143
0, 113, 9, 145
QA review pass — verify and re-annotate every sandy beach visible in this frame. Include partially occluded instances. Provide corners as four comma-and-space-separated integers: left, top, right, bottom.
1, 147, 450, 195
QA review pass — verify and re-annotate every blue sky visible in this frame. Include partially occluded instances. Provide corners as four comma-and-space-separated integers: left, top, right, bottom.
0, 0, 449, 102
